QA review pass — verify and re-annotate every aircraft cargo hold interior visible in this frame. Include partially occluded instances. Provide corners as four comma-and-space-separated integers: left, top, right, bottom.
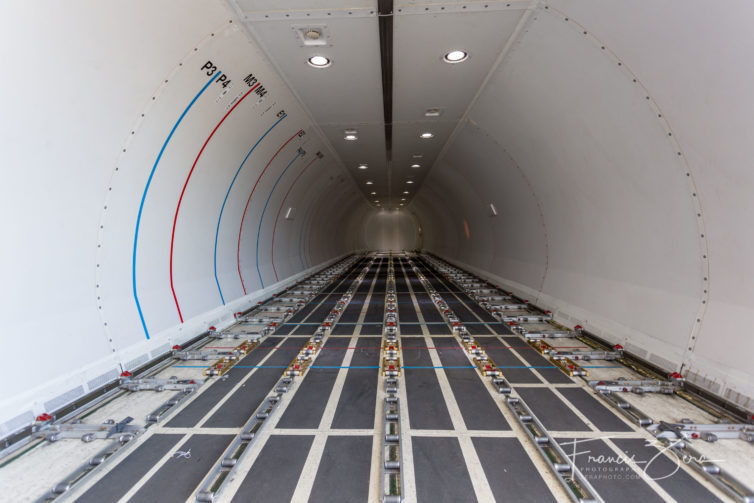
1, 1, 753, 502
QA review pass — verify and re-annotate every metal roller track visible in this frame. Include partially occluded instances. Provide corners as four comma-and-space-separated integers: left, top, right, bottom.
409, 256, 602, 502
380, 255, 404, 503
35, 255, 360, 503
194, 256, 375, 502
421, 253, 754, 503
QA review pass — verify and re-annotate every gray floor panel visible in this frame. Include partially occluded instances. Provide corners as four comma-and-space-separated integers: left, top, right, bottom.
77, 434, 183, 503
476, 337, 542, 383
276, 340, 347, 429
427, 324, 451, 334
403, 338, 454, 430
292, 323, 318, 335
203, 338, 303, 428
331, 370, 378, 429
203, 368, 284, 428
331, 323, 357, 335
400, 323, 424, 335
231, 435, 315, 503
515, 387, 590, 431
412, 436, 476, 503
360, 323, 383, 335
351, 337, 381, 366
166, 337, 283, 428
611, 438, 723, 502
472, 437, 557, 502
502, 337, 573, 384
276, 369, 340, 429
432, 338, 510, 430
128, 434, 234, 503
556, 437, 666, 503
557, 387, 634, 432
308, 436, 372, 503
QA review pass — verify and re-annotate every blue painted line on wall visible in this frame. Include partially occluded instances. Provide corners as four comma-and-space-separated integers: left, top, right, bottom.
255, 150, 303, 288
213, 114, 287, 304
132, 72, 220, 339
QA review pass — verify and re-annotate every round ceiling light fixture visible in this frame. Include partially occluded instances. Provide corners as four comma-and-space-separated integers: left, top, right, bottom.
308, 55, 331, 68
443, 50, 468, 63
419, 132, 434, 139
403, 191, 410, 194
365, 181, 373, 185
370, 191, 377, 195
410, 163, 421, 168
406, 180, 414, 184
344, 129, 358, 141
357, 164, 368, 170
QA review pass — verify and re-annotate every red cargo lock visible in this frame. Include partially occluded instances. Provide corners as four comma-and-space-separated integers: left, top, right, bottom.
120, 371, 132, 377
172, 345, 182, 350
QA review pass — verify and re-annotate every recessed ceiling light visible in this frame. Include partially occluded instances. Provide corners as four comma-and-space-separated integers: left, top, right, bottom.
370, 191, 377, 195
308, 55, 331, 68
412, 153, 423, 159
424, 108, 442, 117
443, 50, 468, 63
365, 181, 373, 185
401, 198, 406, 201
410, 164, 421, 168
406, 180, 414, 184
374, 200, 380, 203
403, 191, 410, 194
344, 129, 358, 141
357, 164, 368, 170
420, 132, 434, 139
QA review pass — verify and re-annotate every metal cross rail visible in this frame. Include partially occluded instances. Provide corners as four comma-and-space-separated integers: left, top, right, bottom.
407, 258, 510, 391
650, 420, 754, 443
119, 376, 201, 393
421, 253, 754, 503
589, 378, 680, 395
505, 397, 602, 503
417, 255, 605, 502
36, 255, 360, 503
33, 417, 143, 444
381, 256, 403, 503
648, 422, 754, 502
195, 256, 374, 502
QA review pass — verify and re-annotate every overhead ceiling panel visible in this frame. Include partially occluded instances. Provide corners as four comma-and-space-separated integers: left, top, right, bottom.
231, 0, 385, 207
391, 2, 526, 203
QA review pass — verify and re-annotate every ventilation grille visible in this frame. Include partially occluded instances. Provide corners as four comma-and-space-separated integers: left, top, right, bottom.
647, 353, 676, 372
44, 385, 84, 411
686, 371, 721, 394
0, 410, 34, 437
125, 354, 148, 371
150, 343, 171, 359
86, 368, 119, 392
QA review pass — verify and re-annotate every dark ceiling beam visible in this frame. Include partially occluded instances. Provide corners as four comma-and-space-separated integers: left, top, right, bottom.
378, 0, 393, 205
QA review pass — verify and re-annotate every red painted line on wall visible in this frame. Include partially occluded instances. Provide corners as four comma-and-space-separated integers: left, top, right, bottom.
169, 83, 260, 322
237, 129, 303, 295
270, 156, 320, 281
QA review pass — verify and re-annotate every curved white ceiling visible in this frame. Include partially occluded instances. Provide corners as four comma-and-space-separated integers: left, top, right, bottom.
1, 0, 752, 432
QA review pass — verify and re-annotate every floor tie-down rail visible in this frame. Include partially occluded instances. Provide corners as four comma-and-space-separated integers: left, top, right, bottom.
409, 255, 601, 502
648, 422, 754, 501
506, 397, 602, 503
381, 255, 404, 503
422, 253, 754, 503
32, 255, 358, 502
195, 257, 375, 502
